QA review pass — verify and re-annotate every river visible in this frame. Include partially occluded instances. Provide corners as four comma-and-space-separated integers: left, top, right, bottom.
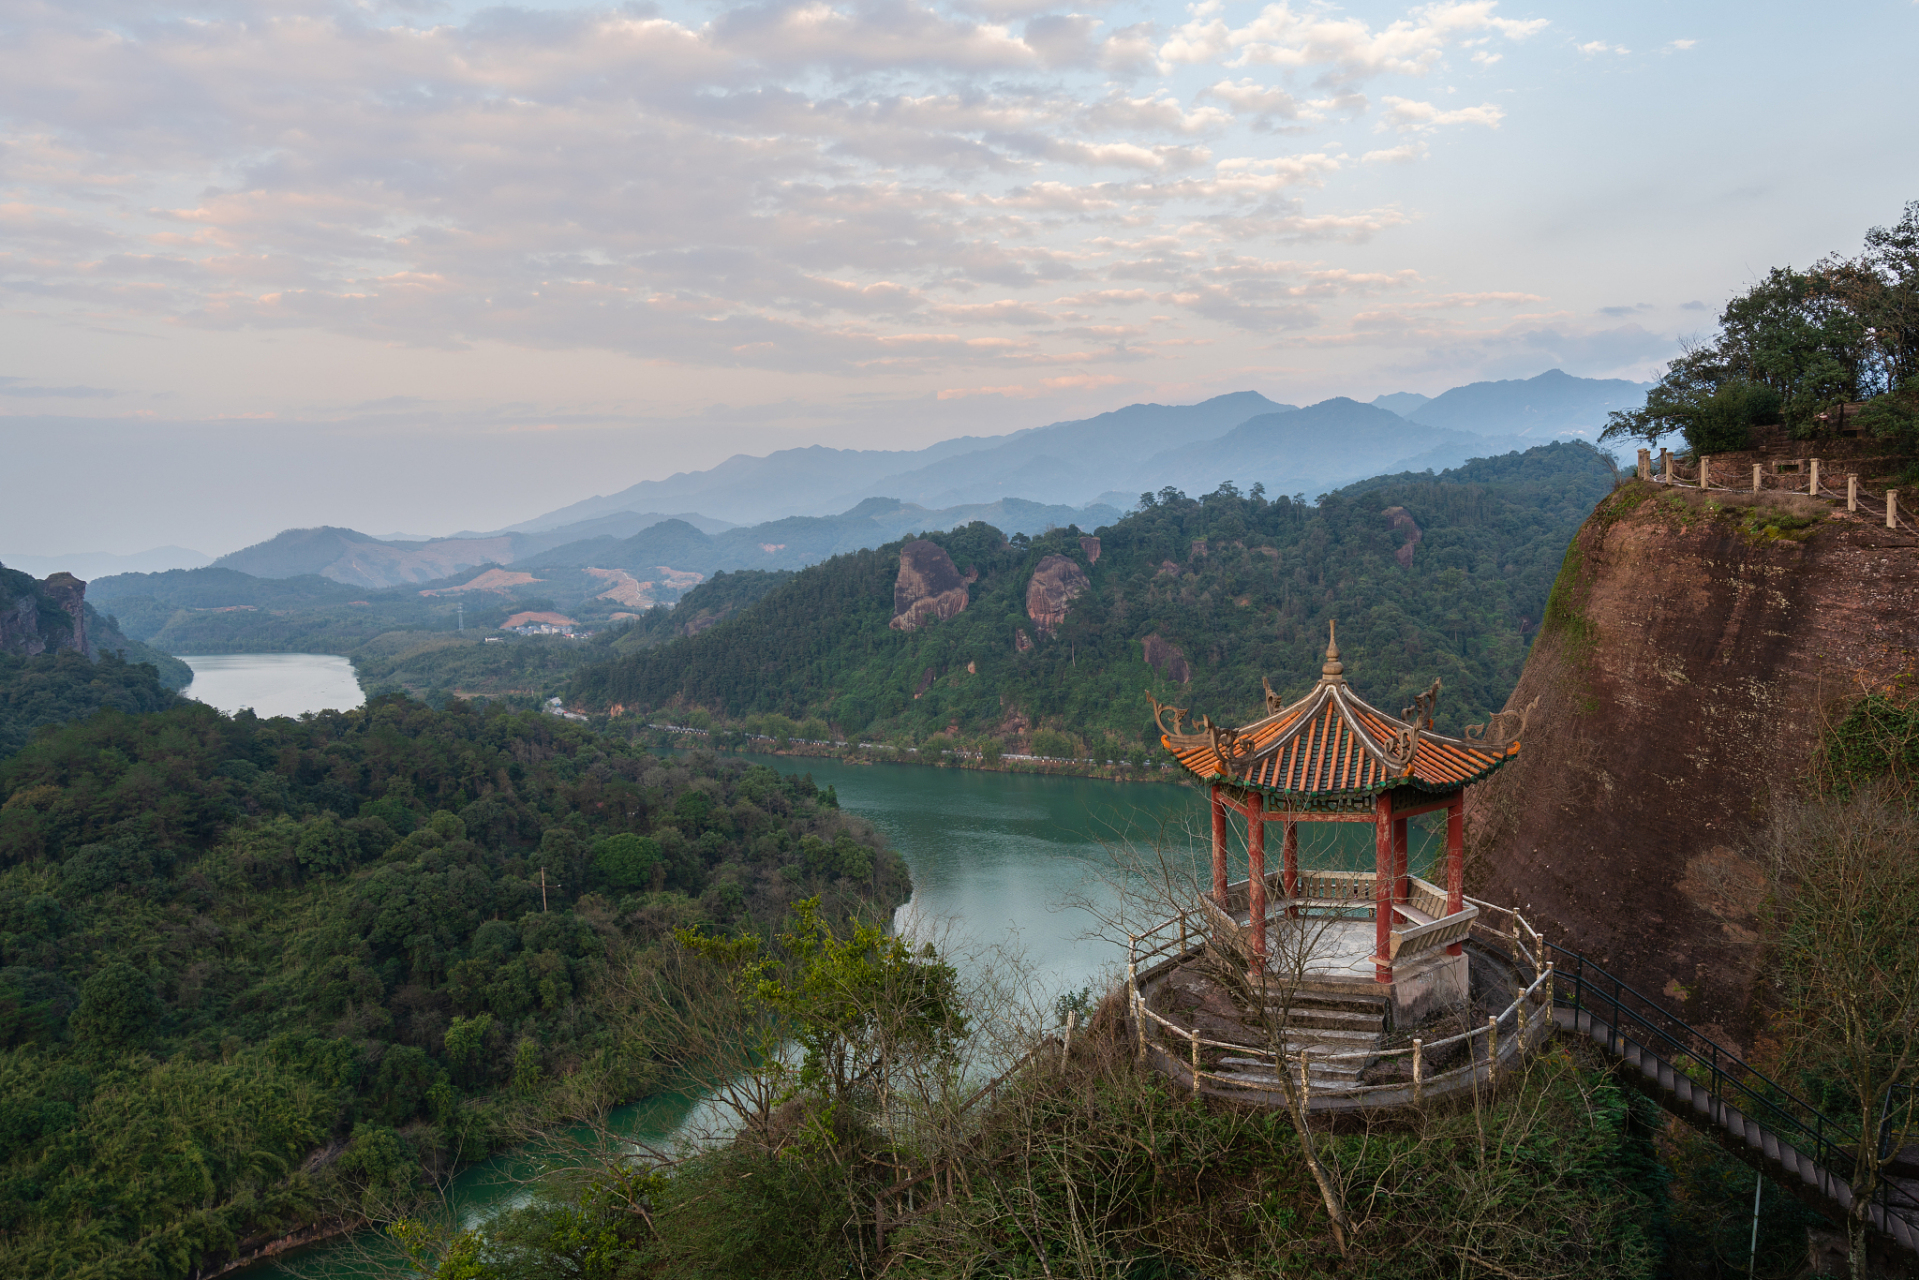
194, 655, 1424, 1276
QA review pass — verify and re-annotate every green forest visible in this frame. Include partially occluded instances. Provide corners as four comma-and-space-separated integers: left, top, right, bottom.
568, 441, 1619, 753
0, 695, 905, 1279
1604, 200, 1919, 465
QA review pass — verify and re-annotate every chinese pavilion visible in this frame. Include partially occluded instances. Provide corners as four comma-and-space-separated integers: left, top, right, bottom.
1151, 623, 1532, 1020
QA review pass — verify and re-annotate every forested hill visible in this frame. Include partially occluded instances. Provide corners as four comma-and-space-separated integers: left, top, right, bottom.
567, 441, 1620, 753
0, 695, 905, 1279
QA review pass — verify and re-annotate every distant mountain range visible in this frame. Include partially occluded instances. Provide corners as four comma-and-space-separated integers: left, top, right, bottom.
69, 367, 1646, 595
192, 496, 1124, 592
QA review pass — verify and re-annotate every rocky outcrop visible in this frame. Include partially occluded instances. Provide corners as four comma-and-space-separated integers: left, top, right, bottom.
1140, 633, 1191, 684
1079, 536, 1102, 565
1024, 554, 1089, 637
1466, 482, 1919, 1045
890, 540, 968, 631
0, 566, 88, 657
1382, 506, 1422, 567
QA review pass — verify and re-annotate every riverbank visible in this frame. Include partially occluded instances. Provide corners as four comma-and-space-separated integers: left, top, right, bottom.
611, 719, 1188, 786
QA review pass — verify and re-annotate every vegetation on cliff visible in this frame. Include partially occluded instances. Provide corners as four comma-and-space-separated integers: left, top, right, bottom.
1603, 200, 1919, 458
567, 442, 1619, 751
0, 696, 904, 1279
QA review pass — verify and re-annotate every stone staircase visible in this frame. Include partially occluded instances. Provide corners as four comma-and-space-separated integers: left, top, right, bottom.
1213, 989, 1388, 1091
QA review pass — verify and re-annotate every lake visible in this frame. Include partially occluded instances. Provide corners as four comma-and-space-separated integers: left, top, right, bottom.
182, 652, 365, 719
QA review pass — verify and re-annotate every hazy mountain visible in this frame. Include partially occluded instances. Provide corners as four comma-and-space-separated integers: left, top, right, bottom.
817, 391, 1292, 511
1130, 398, 1527, 498
506, 392, 1289, 531
1370, 392, 1432, 417
509, 437, 1004, 531
1407, 368, 1649, 437
0, 546, 210, 579
529, 496, 1124, 577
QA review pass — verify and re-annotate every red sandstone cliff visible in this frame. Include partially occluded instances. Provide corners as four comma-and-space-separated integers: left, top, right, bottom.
890, 540, 969, 631
1025, 553, 1089, 637
1467, 482, 1919, 1046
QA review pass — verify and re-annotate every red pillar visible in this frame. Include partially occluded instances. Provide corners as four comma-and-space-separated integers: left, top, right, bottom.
1392, 814, 1409, 903
1446, 791, 1465, 956
1247, 803, 1267, 968
1282, 820, 1299, 916
1210, 784, 1229, 907
1373, 792, 1394, 983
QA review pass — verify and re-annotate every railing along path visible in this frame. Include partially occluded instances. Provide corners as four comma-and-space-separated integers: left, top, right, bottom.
1122, 890, 1917, 1255
1643, 448, 1919, 535
1549, 944, 1919, 1254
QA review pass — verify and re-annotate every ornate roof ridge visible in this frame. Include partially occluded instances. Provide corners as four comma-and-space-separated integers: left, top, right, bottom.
1149, 620, 1534, 796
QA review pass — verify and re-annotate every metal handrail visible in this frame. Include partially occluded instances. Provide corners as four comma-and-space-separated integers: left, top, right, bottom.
1548, 942, 1919, 1229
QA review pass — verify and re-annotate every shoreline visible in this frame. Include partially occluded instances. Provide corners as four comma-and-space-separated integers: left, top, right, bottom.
619, 720, 1186, 786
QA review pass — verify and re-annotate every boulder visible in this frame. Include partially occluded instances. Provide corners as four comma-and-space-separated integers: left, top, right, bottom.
890, 540, 969, 631
1140, 633, 1191, 684
1025, 554, 1089, 637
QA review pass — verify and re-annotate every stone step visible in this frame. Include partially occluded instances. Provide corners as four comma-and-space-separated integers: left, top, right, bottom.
1274, 1008, 1385, 1033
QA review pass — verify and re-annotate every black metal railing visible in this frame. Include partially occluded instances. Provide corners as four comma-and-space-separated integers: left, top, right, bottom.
1548, 943, 1919, 1235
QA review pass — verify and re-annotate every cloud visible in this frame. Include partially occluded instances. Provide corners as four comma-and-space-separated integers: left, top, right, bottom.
1577, 40, 1630, 55
1666, 38, 1697, 51
1160, 0, 1548, 83
1377, 96, 1504, 133
0, 0, 1548, 387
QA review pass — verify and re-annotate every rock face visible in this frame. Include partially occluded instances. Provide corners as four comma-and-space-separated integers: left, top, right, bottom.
0, 567, 88, 657
1382, 506, 1422, 567
1024, 554, 1089, 637
1140, 633, 1191, 683
1466, 482, 1919, 1044
1079, 536, 1101, 565
890, 540, 969, 631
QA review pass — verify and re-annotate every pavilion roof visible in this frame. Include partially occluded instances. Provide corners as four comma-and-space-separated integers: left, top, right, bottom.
1152, 624, 1528, 802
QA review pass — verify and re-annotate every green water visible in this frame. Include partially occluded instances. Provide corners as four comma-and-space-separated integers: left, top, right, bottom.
254, 754, 1438, 1276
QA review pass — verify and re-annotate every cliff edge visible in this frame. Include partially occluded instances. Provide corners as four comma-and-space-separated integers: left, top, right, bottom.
1467, 481, 1919, 1047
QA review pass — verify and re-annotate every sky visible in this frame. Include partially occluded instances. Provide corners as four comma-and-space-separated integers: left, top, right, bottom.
1, 0, 1914, 558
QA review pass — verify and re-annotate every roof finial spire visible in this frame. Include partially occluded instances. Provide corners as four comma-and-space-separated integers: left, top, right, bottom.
1321, 620, 1344, 684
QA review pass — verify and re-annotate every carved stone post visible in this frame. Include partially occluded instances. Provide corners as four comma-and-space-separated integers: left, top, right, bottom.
1810, 457, 1821, 496
1752, 463, 1762, 493
1849, 474, 1858, 512
1374, 792, 1394, 983
1446, 792, 1465, 956
1659, 447, 1671, 482
1210, 784, 1228, 907
1698, 455, 1709, 489
1891, 490, 1900, 531
1636, 448, 1650, 480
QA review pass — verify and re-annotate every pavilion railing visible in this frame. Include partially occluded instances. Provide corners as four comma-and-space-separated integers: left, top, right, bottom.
1201, 871, 1489, 967
1124, 897, 1554, 1107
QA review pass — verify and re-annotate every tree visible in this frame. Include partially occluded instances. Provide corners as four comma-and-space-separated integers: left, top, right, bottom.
70, 959, 162, 1052
1763, 782, 1919, 1278
593, 833, 661, 891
